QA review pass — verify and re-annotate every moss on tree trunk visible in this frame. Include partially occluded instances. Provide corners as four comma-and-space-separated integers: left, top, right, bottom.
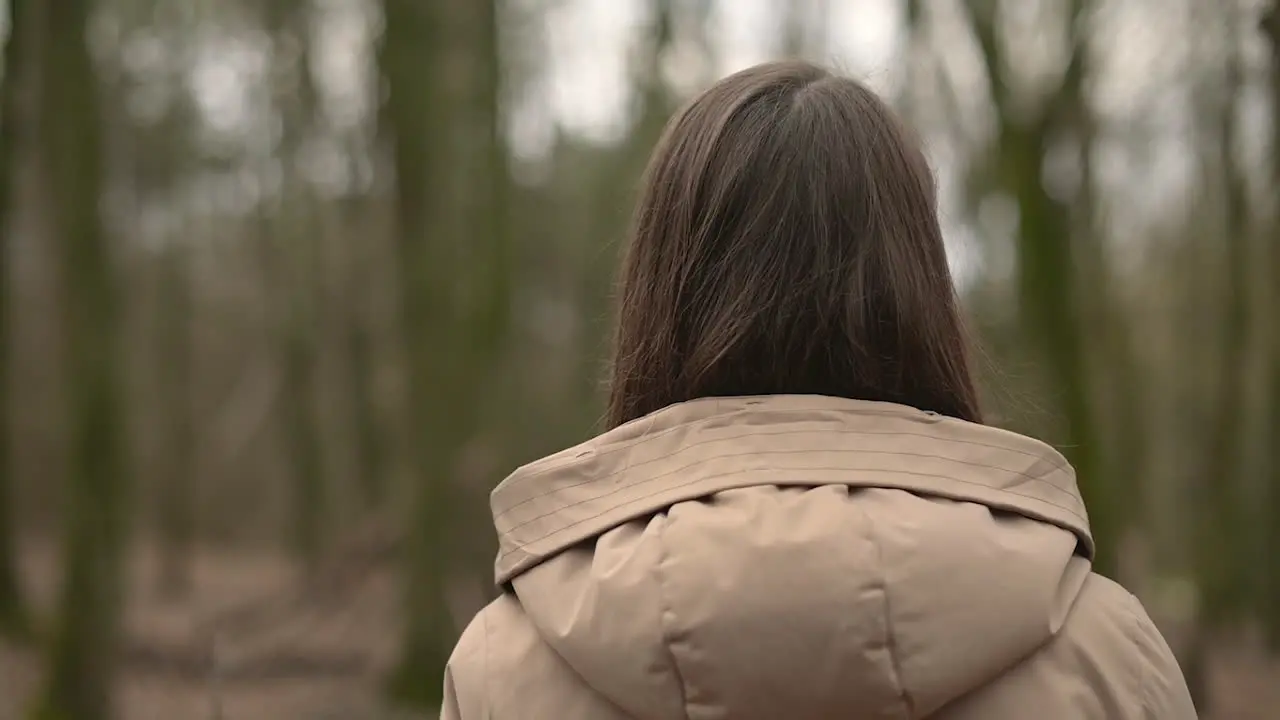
381, 0, 509, 708
30, 0, 130, 717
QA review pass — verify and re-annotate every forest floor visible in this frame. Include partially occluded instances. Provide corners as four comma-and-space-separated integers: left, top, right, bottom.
1, 539, 1279, 719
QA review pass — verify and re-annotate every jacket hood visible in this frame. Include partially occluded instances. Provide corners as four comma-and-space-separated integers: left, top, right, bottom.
489, 395, 1094, 719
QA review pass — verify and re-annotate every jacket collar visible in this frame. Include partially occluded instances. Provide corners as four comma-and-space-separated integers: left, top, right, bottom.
489, 394, 1091, 584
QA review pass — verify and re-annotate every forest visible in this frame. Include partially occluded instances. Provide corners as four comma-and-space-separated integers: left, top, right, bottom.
0, 0, 1277, 718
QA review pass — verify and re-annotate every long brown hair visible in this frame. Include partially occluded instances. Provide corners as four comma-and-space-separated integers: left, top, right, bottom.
606, 60, 982, 428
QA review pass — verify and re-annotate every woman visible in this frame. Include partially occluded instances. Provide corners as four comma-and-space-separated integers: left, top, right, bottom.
441, 61, 1195, 719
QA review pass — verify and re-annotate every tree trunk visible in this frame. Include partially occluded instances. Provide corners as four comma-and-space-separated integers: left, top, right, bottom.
281, 244, 324, 572
255, 194, 326, 575
1005, 125, 1111, 575
31, 0, 130, 716
382, 0, 509, 708
339, 185, 388, 510
962, 0, 1116, 577
260, 0, 327, 575
1182, 8, 1252, 706
1194, 35, 1250, 628
347, 315, 386, 509
154, 243, 196, 599
0, 0, 32, 641
1260, 0, 1280, 652
380, 0, 455, 705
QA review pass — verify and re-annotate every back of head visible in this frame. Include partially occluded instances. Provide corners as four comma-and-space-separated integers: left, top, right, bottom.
607, 61, 981, 428
470, 64, 1193, 720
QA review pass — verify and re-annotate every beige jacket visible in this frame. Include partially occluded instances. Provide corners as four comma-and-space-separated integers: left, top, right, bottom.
442, 395, 1195, 719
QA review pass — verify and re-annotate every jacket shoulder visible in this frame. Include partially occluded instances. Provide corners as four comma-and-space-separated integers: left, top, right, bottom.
441, 597, 496, 720
1065, 574, 1196, 718
442, 593, 634, 720
937, 573, 1196, 720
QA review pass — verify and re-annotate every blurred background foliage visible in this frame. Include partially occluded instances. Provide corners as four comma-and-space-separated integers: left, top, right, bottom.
0, 0, 1277, 718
